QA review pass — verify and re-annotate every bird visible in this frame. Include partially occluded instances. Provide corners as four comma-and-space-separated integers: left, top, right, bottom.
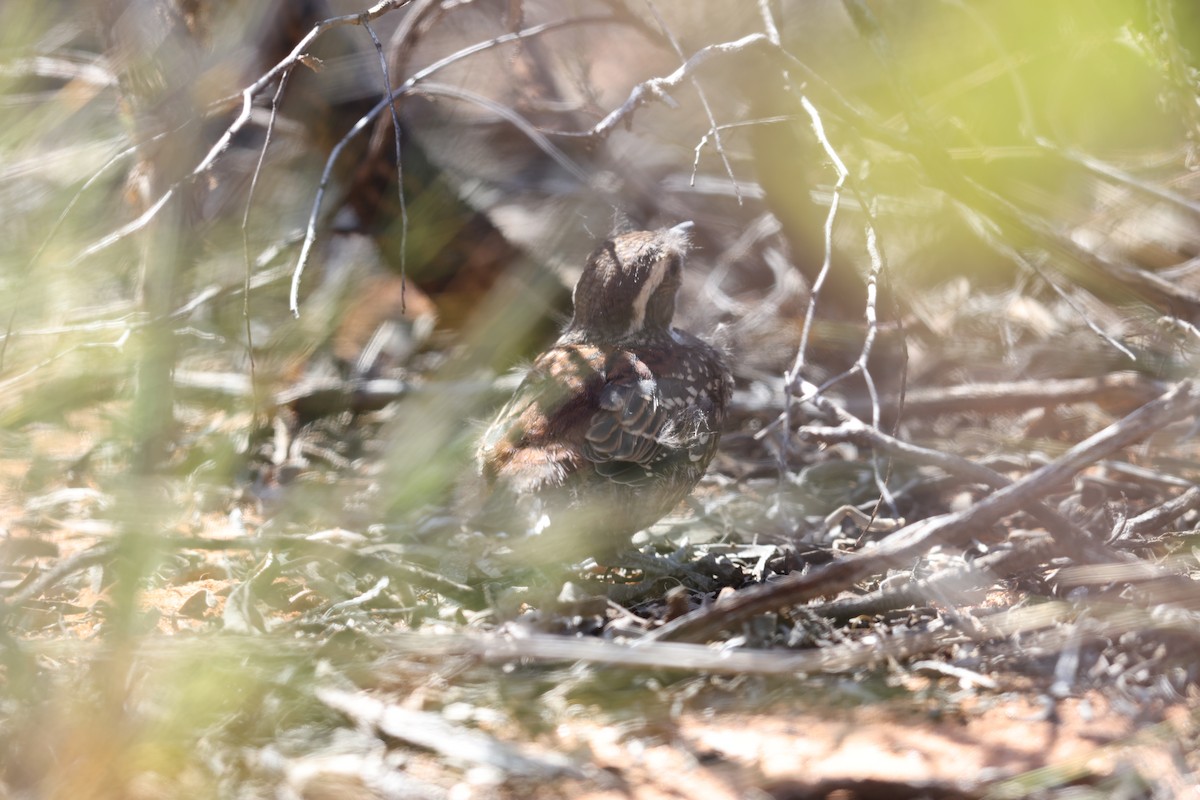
474, 222, 732, 563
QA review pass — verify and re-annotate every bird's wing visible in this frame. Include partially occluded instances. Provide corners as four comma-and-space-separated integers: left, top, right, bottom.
477, 346, 601, 491
582, 353, 674, 484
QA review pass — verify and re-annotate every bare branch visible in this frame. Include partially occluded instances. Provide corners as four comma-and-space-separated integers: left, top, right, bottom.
580, 32, 772, 139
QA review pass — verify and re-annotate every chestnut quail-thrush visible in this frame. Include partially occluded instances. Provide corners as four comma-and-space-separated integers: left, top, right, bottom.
475, 223, 732, 560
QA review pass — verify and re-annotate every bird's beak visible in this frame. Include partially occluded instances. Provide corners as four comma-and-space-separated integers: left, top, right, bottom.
662, 221, 695, 256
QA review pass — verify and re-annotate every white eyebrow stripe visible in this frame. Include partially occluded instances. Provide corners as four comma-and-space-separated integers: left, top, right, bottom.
625, 255, 667, 337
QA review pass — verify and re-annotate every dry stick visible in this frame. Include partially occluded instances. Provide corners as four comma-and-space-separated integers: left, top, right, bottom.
58, 1, 591, 309
784, 66, 896, 512
700, 212, 786, 315
0, 243, 298, 404
806, 6, 1195, 340
1039, 139, 1200, 218
198, 0, 415, 176
969, 217, 1138, 361
68, 187, 176, 267
734, 373, 1164, 420
19, 602, 1189, 683
854, 220, 896, 511
1054, 558, 1200, 600
1099, 459, 1197, 491
690, 115, 799, 188
0, 330, 132, 401
5, 131, 165, 362
649, 379, 1200, 643
760, 0, 866, 497
0, 278, 294, 392
1, 247, 293, 345
739, 16, 899, 516
418, 83, 590, 183
757, 0, 781, 45
781, 98, 846, 474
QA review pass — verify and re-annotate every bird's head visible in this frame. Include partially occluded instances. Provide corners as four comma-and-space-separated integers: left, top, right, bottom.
564, 222, 693, 344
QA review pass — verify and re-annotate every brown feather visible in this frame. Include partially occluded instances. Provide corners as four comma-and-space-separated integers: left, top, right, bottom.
474, 225, 731, 560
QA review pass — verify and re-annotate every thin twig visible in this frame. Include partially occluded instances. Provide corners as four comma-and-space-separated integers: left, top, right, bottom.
573, 33, 772, 139
1, 532, 478, 609
780, 98, 847, 480
363, 16, 409, 311
1, 543, 116, 611
239, 67, 292, 424
419, 83, 590, 183
67, 187, 175, 267
690, 115, 798, 187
